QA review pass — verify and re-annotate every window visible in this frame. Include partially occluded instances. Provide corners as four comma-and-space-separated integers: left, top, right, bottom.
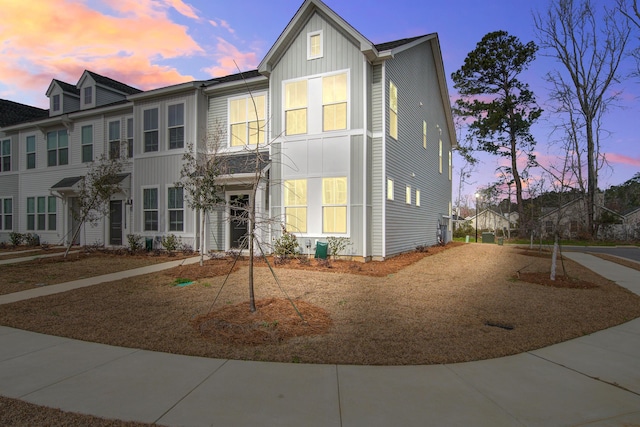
46, 130, 68, 167
52, 94, 60, 112
126, 118, 134, 158
37, 196, 46, 230
168, 104, 184, 149
48, 196, 56, 230
0, 198, 12, 230
1, 139, 10, 172
284, 179, 307, 233
143, 108, 159, 152
26, 197, 35, 230
307, 30, 323, 60
323, 73, 347, 131
84, 87, 92, 105
322, 177, 347, 233
406, 186, 411, 205
439, 138, 443, 174
416, 190, 421, 207
143, 188, 158, 231
387, 178, 394, 200
389, 81, 398, 139
108, 120, 121, 159
81, 125, 93, 163
230, 95, 265, 146
168, 187, 184, 232
423, 121, 427, 149
285, 80, 307, 135
26, 136, 36, 169
448, 149, 452, 180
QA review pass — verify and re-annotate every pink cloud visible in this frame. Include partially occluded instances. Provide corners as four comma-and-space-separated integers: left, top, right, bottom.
606, 152, 640, 167
203, 37, 260, 77
208, 18, 235, 34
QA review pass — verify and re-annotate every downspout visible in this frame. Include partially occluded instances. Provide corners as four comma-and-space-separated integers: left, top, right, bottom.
381, 63, 387, 259
362, 56, 368, 259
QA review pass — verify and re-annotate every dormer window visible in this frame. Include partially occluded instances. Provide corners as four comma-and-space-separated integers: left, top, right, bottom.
52, 94, 60, 112
84, 87, 93, 105
307, 30, 323, 60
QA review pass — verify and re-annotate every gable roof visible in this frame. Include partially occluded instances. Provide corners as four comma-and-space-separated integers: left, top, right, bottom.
83, 70, 142, 95
47, 79, 80, 97
374, 35, 428, 51
0, 99, 49, 127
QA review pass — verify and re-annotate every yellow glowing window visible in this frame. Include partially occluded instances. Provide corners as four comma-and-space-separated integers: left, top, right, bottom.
423, 121, 427, 148
389, 81, 398, 139
416, 190, 421, 207
448, 149, 452, 180
284, 179, 307, 233
322, 177, 347, 233
285, 81, 307, 136
323, 73, 347, 131
439, 138, 443, 174
387, 178, 394, 200
406, 186, 411, 205
230, 95, 265, 146
308, 32, 322, 59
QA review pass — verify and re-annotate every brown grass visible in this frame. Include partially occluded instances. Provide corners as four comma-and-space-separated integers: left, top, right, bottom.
1, 243, 638, 366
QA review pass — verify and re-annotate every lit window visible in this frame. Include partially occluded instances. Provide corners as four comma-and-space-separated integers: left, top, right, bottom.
143, 188, 158, 231
109, 121, 121, 159
387, 178, 394, 200
416, 190, 421, 207
0, 198, 12, 231
285, 80, 307, 135
308, 31, 323, 60
448, 149, 452, 180
46, 130, 68, 167
230, 95, 265, 146
81, 125, 93, 163
143, 108, 159, 152
168, 104, 184, 149
168, 187, 184, 232
84, 87, 92, 105
389, 81, 398, 139
406, 186, 411, 205
1, 139, 10, 172
284, 179, 307, 233
322, 177, 347, 233
26, 136, 36, 169
423, 121, 427, 149
323, 73, 347, 131
439, 138, 443, 174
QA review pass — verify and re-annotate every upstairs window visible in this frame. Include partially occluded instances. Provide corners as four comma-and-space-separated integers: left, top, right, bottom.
84, 87, 92, 105
416, 190, 421, 207
126, 118, 134, 158
389, 81, 398, 139
168, 187, 184, 232
322, 73, 347, 131
81, 125, 93, 163
307, 30, 323, 60
26, 136, 36, 169
423, 121, 427, 149
0, 198, 12, 231
406, 186, 411, 205
1, 139, 10, 172
285, 80, 307, 136
284, 179, 307, 233
322, 177, 347, 234
109, 120, 121, 159
168, 104, 184, 149
439, 138, 443, 174
387, 178, 394, 200
143, 108, 159, 152
46, 130, 68, 167
52, 94, 60, 112
230, 95, 265, 146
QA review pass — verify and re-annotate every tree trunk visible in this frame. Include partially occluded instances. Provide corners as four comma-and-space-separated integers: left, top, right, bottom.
586, 119, 597, 239
200, 210, 205, 266
248, 189, 256, 313
550, 233, 559, 281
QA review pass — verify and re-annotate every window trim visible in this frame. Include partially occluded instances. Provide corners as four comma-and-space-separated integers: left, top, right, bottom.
26, 135, 36, 169
143, 107, 159, 153
322, 72, 348, 132
142, 187, 159, 232
307, 30, 323, 60
389, 81, 398, 140
167, 103, 185, 150
0, 197, 12, 231
167, 186, 184, 232
284, 79, 308, 136
81, 125, 93, 163
322, 177, 348, 234
228, 93, 266, 147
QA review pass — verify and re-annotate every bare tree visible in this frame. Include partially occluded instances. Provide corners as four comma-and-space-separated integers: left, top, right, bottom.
534, 0, 631, 237
618, 0, 640, 75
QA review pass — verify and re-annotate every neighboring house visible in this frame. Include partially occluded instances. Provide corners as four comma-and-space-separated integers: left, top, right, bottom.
0, 0, 457, 260
538, 196, 624, 240
621, 207, 640, 240
468, 208, 518, 235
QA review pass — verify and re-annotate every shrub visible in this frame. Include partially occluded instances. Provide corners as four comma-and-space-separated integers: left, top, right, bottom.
161, 233, 180, 255
327, 236, 351, 260
9, 232, 24, 247
126, 234, 143, 253
24, 233, 40, 247
274, 229, 300, 258
453, 220, 475, 238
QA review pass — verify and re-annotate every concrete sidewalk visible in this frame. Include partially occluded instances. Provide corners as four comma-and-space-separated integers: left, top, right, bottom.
1, 253, 640, 426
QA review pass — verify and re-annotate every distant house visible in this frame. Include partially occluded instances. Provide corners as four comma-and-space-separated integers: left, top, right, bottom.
0, 0, 457, 259
621, 207, 640, 240
467, 208, 518, 235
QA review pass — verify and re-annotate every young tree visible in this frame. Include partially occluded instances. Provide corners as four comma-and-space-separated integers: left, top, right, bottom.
534, 0, 631, 237
65, 154, 126, 257
176, 125, 226, 266
452, 30, 542, 237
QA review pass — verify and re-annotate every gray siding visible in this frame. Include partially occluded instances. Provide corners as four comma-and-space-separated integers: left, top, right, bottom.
0, 175, 19, 241
96, 87, 126, 107
384, 41, 453, 256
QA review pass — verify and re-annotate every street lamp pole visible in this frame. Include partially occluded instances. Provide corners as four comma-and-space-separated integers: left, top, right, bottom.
475, 193, 479, 243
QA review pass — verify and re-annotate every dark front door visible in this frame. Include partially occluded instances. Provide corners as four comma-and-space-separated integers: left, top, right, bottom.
109, 200, 123, 246
229, 194, 249, 249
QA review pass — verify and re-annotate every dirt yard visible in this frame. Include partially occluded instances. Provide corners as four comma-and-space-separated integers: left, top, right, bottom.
1, 243, 638, 366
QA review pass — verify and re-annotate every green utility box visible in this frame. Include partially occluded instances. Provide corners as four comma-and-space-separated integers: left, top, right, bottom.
482, 232, 495, 244
315, 241, 328, 259
145, 237, 153, 252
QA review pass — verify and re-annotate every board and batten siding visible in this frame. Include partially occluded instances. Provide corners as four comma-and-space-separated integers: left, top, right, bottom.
384, 40, 453, 256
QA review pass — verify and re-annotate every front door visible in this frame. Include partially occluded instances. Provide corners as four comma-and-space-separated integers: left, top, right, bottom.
229, 194, 249, 249
109, 200, 123, 246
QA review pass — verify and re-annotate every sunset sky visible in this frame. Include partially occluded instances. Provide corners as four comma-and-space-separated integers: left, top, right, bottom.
1, 0, 638, 200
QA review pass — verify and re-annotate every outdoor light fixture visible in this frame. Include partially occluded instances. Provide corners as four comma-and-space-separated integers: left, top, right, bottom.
475, 192, 479, 243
